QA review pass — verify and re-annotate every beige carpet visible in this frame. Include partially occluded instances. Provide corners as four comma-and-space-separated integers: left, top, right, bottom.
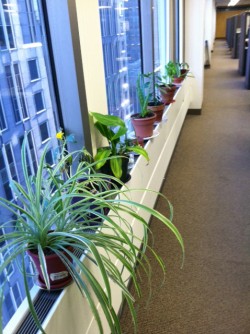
119, 40, 250, 334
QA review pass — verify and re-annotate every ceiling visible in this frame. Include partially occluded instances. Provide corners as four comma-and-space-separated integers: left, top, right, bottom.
215, 0, 250, 6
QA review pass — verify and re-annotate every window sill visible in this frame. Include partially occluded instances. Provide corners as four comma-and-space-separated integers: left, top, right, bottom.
5, 78, 192, 334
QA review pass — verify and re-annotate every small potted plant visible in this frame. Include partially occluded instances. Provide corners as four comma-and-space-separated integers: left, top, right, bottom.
173, 62, 190, 84
157, 61, 178, 105
91, 111, 149, 183
131, 74, 157, 139
0, 135, 184, 334
143, 72, 165, 123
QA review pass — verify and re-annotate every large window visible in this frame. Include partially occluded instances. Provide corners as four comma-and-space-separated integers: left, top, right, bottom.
99, 0, 170, 121
99, 0, 142, 120
0, 0, 60, 329
153, 0, 167, 70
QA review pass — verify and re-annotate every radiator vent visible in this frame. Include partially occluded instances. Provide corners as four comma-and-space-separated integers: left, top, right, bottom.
15, 290, 61, 334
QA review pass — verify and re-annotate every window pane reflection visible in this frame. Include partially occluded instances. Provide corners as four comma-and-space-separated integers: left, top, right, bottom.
99, 0, 141, 120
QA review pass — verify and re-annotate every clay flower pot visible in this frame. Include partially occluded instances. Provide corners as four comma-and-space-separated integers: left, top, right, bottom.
147, 102, 165, 123
159, 85, 177, 105
131, 112, 156, 139
28, 247, 73, 290
173, 76, 184, 84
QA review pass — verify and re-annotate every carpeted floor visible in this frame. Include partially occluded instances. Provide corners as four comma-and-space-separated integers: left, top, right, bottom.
119, 40, 250, 333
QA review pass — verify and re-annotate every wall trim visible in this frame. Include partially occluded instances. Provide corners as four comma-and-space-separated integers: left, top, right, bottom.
188, 108, 202, 115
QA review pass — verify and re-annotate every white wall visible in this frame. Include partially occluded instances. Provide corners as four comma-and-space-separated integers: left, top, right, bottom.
185, 0, 206, 110
205, 0, 217, 63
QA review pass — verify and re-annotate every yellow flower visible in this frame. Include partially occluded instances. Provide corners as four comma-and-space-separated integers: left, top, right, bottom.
56, 131, 64, 140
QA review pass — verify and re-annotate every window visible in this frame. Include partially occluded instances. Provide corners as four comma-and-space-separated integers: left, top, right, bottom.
99, 0, 169, 121
173, 0, 180, 61
19, 132, 38, 176
99, 0, 142, 120
45, 148, 54, 165
5, 65, 21, 123
14, 64, 29, 119
0, 148, 13, 201
28, 59, 40, 81
153, 0, 167, 70
39, 121, 50, 142
5, 64, 29, 122
0, 0, 16, 49
1, 0, 61, 329
20, 0, 39, 44
0, 99, 7, 131
34, 91, 45, 112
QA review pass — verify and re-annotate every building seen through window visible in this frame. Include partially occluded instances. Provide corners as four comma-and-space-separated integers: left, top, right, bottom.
99, 0, 142, 121
0, 0, 60, 328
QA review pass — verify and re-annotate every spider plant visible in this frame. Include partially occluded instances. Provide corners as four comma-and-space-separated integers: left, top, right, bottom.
0, 135, 184, 334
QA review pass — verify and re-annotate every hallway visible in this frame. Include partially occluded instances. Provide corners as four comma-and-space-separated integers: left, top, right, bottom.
120, 40, 250, 333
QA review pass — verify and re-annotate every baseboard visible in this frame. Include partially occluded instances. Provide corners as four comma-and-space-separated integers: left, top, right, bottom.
187, 108, 202, 115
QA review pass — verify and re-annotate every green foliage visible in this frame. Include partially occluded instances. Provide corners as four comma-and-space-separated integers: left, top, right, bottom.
136, 74, 152, 118
91, 112, 149, 179
157, 61, 190, 87
142, 72, 163, 105
0, 135, 184, 334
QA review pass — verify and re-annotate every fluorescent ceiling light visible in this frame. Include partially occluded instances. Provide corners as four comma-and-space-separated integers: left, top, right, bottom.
228, 0, 240, 6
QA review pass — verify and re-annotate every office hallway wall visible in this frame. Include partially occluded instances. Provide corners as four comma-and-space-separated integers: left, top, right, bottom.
120, 40, 250, 334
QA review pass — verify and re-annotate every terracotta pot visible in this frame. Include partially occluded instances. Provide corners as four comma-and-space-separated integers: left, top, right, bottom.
181, 69, 189, 77
131, 112, 156, 139
159, 85, 177, 105
147, 102, 165, 123
173, 76, 184, 84
28, 246, 73, 290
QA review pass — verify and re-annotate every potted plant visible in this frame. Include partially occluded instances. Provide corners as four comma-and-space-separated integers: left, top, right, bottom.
173, 62, 190, 84
157, 61, 178, 105
91, 111, 149, 182
143, 72, 165, 123
131, 73, 157, 139
0, 136, 184, 333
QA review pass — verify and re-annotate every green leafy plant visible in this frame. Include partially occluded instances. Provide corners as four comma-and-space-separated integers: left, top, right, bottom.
0, 135, 184, 334
157, 61, 178, 87
136, 73, 153, 118
142, 72, 163, 106
91, 112, 149, 179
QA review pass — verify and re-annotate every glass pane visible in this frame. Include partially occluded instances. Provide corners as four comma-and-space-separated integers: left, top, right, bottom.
153, 0, 167, 71
0, 0, 60, 329
39, 121, 50, 142
0, 101, 7, 130
99, 0, 142, 121
28, 59, 39, 81
34, 91, 44, 112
